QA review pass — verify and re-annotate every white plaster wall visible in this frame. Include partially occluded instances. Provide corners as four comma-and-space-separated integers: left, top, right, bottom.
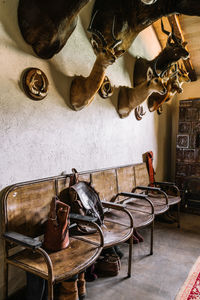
0, 0, 171, 297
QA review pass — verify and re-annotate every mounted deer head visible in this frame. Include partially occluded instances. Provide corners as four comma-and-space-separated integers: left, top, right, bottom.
18, 0, 89, 59
117, 62, 167, 119
71, 0, 199, 111
70, 11, 123, 111
148, 63, 191, 112
134, 20, 189, 87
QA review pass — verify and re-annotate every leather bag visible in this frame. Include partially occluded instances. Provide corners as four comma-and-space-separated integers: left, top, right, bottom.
43, 196, 70, 252
95, 253, 121, 277
60, 169, 104, 234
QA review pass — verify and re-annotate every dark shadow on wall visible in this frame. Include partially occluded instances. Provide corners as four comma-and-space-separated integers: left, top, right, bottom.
48, 61, 73, 109
155, 103, 172, 181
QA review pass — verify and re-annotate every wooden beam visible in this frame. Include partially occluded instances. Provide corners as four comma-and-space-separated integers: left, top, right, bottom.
168, 15, 197, 82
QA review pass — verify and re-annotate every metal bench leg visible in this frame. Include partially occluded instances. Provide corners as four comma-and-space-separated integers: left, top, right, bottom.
177, 202, 180, 228
48, 280, 53, 300
3, 261, 8, 300
128, 234, 133, 277
150, 221, 154, 255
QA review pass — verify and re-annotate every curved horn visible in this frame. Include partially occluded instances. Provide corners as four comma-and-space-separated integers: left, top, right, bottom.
87, 10, 107, 47
110, 16, 122, 49
161, 19, 170, 36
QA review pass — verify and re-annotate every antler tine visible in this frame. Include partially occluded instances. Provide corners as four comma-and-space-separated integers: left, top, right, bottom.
87, 10, 107, 47
110, 15, 122, 49
170, 23, 183, 44
161, 18, 170, 36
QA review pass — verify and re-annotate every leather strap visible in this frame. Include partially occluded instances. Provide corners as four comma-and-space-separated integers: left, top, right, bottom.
146, 151, 155, 187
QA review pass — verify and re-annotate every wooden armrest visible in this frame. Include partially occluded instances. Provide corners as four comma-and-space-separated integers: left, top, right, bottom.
3, 231, 42, 250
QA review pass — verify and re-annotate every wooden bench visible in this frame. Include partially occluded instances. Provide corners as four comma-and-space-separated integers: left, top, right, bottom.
1, 171, 136, 300
1, 176, 105, 300
69, 163, 155, 254
2, 162, 172, 299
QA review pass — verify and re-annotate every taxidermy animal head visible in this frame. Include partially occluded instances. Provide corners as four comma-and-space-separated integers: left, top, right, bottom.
133, 20, 189, 87
70, 0, 198, 111
117, 63, 167, 119
18, 0, 90, 59
148, 63, 191, 112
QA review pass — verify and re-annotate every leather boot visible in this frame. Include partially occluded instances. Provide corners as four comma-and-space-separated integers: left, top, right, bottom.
77, 272, 86, 300
56, 280, 78, 300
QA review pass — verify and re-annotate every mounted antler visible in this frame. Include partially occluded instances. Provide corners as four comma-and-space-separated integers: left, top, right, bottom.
147, 63, 191, 112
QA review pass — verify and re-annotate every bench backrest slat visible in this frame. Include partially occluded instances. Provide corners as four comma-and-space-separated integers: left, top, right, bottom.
2, 163, 150, 238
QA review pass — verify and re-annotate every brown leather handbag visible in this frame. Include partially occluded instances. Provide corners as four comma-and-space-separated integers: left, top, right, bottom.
43, 196, 70, 252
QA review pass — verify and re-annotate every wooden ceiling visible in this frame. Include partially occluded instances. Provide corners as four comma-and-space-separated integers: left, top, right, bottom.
152, 14, 200, 81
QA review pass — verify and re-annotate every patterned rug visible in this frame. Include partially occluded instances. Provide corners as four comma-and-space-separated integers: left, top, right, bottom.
175, 256, 200, 300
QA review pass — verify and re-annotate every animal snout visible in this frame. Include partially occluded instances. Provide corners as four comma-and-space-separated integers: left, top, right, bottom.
183, 52, 190, 60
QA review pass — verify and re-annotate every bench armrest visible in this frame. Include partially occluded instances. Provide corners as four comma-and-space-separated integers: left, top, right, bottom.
134, 186, 161, 192
154, 182, 180, 196
101, 201, 134, 228
154, 181, 175, 186
3, 231, 42, 250
69, 213, 98, 224
116, 192, 154, 214
117, 192, 148, 199
69, 213, 104, 247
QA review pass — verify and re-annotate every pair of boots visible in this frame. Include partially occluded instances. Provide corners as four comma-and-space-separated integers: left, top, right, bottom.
56, 273, 86, 300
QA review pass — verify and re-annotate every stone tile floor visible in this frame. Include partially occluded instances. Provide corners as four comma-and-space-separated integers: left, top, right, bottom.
86, 212, 200, 300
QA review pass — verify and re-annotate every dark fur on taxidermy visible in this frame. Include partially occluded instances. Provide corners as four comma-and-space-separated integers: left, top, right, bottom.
133, 19, 189, 87
18, 0, 89, 59
70, 0, 200, 110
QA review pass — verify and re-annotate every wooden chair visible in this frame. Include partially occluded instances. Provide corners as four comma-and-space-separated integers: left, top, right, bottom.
1, 176, 104, 300
59, 170, 134, 278
70, 167, 154, 262
134, 162, 181, 227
